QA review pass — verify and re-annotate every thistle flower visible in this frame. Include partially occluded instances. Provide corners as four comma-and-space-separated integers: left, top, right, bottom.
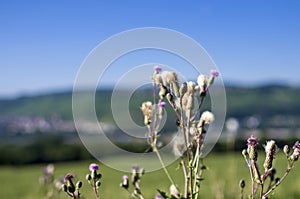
290, 141, 300, 161
247, 135, 259, 161
210, 69, 219, 77
154, 65, 162, 73
208, 70, 219, 86
89, 163, 99, 171
158, 101, 166, 107
64, 173, 74, 182
263, 140, 277, 171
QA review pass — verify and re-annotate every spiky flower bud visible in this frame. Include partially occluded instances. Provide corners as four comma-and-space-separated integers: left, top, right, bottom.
247, 135, 259, 161
283, 145, 290, 156
208, 70, 219, 86
121, 175, 129, 189
179, 82, 187, 97
197, 75, 208, 96
76, 181, 82, 189
158, 84, 167, 98
239, 179, 245, 188
96, 181, 101, 187
242, 149, 248, 157
263, 140, 277, 171
86, 174, 91, 181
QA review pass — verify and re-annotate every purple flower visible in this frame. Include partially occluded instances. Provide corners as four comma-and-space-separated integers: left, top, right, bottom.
89, 163, 99, 171
293, 141, 300, 150
210, 69, 219, 77
247, 135, 259, 147
155, 194, 163, 199
154, 65, 162, 73
158, 101, 166, 107
123, 175, 128, 180
64, 173, 74, 182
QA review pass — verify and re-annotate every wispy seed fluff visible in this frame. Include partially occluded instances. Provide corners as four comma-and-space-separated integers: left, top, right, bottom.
199, 111, 215, 127
161, 71, 177, 87
197, 75, 208, 95
140, 101, 152, 125
173, 136, 186, 157
263, 140, 277, 171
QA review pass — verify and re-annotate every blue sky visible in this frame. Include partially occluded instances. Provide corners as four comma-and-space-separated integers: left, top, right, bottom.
1, 0, 300, 97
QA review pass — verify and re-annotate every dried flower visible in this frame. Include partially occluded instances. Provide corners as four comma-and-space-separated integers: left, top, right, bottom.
141, 101, 152, 125
169, 184, 180, 198
173, 136, 186, 157
89, 163, 99, 171
263, 140, 277, 171
200, 111, 215, 125
197, 75, 208, 95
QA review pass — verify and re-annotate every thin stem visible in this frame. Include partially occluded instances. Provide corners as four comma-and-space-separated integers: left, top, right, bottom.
240, 187, 244, 199
90, 180, 99, 199
263, 163, 293, 198
181, 158, 189, 198
153, 144, 175, 185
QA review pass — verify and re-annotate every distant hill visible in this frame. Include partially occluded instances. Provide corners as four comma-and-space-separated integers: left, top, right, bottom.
1, 84, 300, 129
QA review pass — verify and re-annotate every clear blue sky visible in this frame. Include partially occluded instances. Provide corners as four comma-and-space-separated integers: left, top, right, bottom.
1, 0, 300, 97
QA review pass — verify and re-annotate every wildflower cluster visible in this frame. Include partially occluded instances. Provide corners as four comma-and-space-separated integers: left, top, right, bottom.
241, 136, 300, 199
139, 66, 218, 198
61, 173, 82, 199
86, 163, 102, 199
120, 165, 145, 199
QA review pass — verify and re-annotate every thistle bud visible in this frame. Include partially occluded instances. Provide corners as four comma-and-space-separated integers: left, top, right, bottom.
76, 181, 82, 189
62, 184, 68, 192
179, 82, 187, 97
96, 181, 101, 187
86, 174, 91, 181
121, 175, 129, 189
239, 179, 245, 188
283, 145, 290, 156
159, 84, 168, 99
247, 135, 258, 161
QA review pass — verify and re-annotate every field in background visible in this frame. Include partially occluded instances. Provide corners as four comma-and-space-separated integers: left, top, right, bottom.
1, 152, 300, 199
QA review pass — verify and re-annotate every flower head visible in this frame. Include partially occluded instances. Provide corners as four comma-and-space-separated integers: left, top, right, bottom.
89, 163, 99, 171
263, 140, 277, 171
200, 111, 215, 125
64, 173, 74, 182
247, 135, 259, 147
155, 194, 163, 199
210, 69, 219, 77
154, 65, 162, 73
158, 101, 166, 107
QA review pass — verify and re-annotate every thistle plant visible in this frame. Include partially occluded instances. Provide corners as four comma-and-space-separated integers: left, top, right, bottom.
61, 173, 82, 199
139, 66, 218, 198
241, 136, 300, 199
86, 163, 102, 199
120, 165, 145, 199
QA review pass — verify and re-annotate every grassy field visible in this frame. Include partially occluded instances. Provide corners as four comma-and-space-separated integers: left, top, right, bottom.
1, 152, 300, 199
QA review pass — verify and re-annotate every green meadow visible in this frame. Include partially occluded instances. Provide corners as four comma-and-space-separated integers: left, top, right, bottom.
1, 152, 300, 199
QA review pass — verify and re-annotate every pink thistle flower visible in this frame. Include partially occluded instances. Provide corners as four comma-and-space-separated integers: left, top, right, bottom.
210, 69, 219, 77
89, 163, 99, 171
247, 135, 259, 147
154, 65, 162, 73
